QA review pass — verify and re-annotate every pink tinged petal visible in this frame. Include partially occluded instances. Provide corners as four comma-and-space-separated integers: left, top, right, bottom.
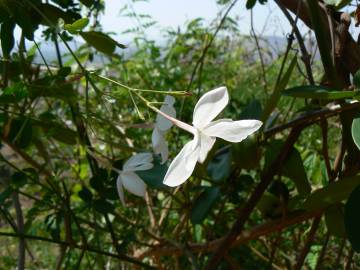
203, 119, 262, 143
155, 107, 195, 134
116, 175, 126, 206
123, 153, 153, 171
198, 132, 216, 163
192, 87, 229, 129
152, 128, 169, 163
163, 139, 200, 187
120, 171, 147, 197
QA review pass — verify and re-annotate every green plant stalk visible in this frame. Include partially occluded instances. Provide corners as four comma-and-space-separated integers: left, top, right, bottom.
94, 73, 189, 95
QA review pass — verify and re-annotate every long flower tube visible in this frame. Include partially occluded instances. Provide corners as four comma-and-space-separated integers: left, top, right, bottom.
153, 87, 262, 187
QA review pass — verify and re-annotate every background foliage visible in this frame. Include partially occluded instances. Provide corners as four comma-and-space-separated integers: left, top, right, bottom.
0, 0, 360, 269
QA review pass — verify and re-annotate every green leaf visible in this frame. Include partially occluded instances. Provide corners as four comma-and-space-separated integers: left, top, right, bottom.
324, 0, 351, 9
38, 4, 80, 26
246, 0, 257, 9
233, 137, 261, 170
64, 18, 89, 33
28, 77, 77, 101
282, 147, 311, 196
345, 184, 360, 251
80, 31, 126, 55
190, 187, 221, 224
207, 148, 232, 182
79, 0, 95, 7
239, 99, 262, 120
90, 176, 105, 193
12, 7, 37, 41
325, 203, 346, 237
8, 118, 33, 148
265, 140, 311, 196
353, 69, 360, 89
257, 192, 282, 218
32, 118, 77, 145
57, 67, 72, 78
78, 186, 93, 202
0, 188, 12, 204
1, 20, 15, 58
93, 199, 114, 214
304, 175, 360, 211
283, 85, 359, 100
11, 171, 27, 188
136, 158, 167, 189
351, 114, 360, 150
0, 82, 28, 103
102, 187, 118, 201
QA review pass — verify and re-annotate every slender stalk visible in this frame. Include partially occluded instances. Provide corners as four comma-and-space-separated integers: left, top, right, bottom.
204, 125, 305, 269
293, 216, 321, 270
0, 231, 155, 269
12, 193, 25, 270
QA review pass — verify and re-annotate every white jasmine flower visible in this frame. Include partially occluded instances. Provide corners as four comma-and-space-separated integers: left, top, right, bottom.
152, 95, 176, 163
116, 153, 153, 205
157, 87, 262, 187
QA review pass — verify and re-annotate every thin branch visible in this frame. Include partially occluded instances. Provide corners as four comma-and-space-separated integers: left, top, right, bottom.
275, 0, 314, 84
264, 101, 360, 137
0, 231, 156, 269
138, 209, 322, 258
314, 232, 330, 270
12, 192, 25, 270
204, 125, 304, 269
250, 9, 268, 91
293, 216, 322, 270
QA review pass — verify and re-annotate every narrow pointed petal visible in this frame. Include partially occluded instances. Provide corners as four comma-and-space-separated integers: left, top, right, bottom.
198, 132, 216, 163
116, 175, 126, 206
123, 153, 153, 171
164, 95, 175, 106
203, 119, 262, 142
193, 87, 229, 128
156, 98, 176, 131
152, 127, 169, 163
121, 171, 147, 197
163, 139, 199, 187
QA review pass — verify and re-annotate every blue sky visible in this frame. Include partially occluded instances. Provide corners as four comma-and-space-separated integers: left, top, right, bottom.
100, 0, 296, 43
98, 0, 360, 45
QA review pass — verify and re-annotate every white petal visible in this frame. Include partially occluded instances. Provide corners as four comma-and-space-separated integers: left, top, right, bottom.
192, 87, 229, 129
164, 95, 176, 106
203, 119, 262, 142
156, 101, 176, 131
123, 153, 153, 171
152, 128, 169, 163
121, 171, 147, 197
163, 139, 199, 187
116, 175, 126, 206
198, 132, 216, 163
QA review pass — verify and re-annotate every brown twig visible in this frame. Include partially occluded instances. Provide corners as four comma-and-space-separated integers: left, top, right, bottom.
0, 231, 155, 269
293, 216, 322, 270
264, 101, 360, 137
275, 0, 314, 85
203, 125, 304, 269
314, 232, 330, 270
138, 209, 322, 258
